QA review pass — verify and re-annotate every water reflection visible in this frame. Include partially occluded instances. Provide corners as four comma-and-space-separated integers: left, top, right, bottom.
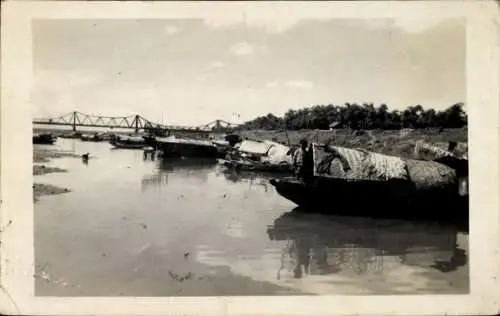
267, 210, 467, 280
216, 168, 282, 192
141, 172, 169, 189
218, 168, 278, 182
35, 139, 469, 295
158, 157, 217, 171
141, 158, 217, 190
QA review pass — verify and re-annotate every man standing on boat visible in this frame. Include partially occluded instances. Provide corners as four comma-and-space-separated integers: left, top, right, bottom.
293, 139, 314, 184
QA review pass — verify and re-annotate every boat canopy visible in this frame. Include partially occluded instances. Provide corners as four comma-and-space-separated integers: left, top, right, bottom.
117, 135, 144, 142
237, 140, 274, 156
261, 141, 292, 165
414, 141, 468, 160
212, 139, 230, 147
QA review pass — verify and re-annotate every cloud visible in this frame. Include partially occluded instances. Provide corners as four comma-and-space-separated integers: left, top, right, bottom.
266, 80, 314, 89
230, 41, 254, 56
34, 69, 103, 90
208, 61, 226, 69
164, 25, 180, 35
252, 19, 299, 34
355, 18, 450, 34
202, 61, 227, 75
286, 80, 314, 89
204, 16, 242, 29
204, 17, 299, 34
394, 18, 448, 33
266, 81, 278, 88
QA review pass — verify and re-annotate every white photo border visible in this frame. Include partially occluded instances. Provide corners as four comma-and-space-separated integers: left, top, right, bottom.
1, 1, 499, 315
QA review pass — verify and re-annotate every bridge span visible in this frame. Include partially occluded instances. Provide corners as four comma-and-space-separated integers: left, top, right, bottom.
33, 111, 240, 134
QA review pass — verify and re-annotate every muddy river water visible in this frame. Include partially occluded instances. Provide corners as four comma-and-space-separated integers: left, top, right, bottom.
34, 139, 469, 296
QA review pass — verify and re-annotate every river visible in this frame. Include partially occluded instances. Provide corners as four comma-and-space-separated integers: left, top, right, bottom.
34, 139, 469, 296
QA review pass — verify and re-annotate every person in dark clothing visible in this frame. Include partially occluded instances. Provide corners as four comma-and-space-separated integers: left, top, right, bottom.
448, 141, 458, 153
293, 139, 314, 183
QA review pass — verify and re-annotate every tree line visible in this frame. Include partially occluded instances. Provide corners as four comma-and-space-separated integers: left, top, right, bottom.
237, 103, 467, 131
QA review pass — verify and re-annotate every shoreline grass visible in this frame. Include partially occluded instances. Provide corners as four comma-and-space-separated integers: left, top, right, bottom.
236, 128, 467, 159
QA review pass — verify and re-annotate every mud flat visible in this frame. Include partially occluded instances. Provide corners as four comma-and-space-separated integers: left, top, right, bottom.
33, 147, 76, 202
33, 183, 71, 202
33, 165, 67, 176
33, 147, 82, 163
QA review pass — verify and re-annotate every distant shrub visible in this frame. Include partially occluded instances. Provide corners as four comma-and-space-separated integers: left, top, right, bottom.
237, 103, 467, 131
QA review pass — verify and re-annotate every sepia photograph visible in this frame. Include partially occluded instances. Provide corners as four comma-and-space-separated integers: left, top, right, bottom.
1, 1, 499, 315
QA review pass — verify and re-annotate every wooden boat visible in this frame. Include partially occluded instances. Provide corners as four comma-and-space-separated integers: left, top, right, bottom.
269, 144, 468, 223
109, 140, 146, 149
212, 139, 232, 158
109, 135, 147, 149
154, 135, 219, 158
218, 158, 293, 173
270, 177, 467, 221
218, 168, 280, 184
59, 132, 82, 139
33, 133, 57, 145
414, 140, 469, 196
219, 139, 293, 172
81, 133, 104, 142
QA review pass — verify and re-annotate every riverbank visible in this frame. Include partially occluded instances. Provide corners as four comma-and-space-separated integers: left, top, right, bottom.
33, 165, 67, 176
33, 183, 71, 203
34, 147, 82, 163
33, 147, 76, 202
237, 128, 468, 159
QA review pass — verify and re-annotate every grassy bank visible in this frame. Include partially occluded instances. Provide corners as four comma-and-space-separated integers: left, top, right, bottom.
237, 128, 467, 159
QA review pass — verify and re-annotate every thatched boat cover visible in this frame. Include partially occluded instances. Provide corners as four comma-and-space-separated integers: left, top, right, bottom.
405, 159, 457, 191
414, 141, 468, 160
312, 144, 408, 181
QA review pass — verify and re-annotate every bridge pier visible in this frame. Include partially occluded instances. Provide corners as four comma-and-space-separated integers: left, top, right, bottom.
134, 114, 140, 134
72, 111, 77, 131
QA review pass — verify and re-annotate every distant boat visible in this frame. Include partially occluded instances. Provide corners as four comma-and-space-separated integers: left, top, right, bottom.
81, 133, 104, 142
218, 158, 293, 173
211, 139, 232, 157
219, 139, 293, 173
59, 131, 82, 139
109, 140, 146, 149
154, 135, 219, 158
109, 135, 148, 149
33, 133, 57, 145
109, 135, 146, 149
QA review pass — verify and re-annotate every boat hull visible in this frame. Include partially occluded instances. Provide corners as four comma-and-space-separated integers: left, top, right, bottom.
157, 141, 219, 158
219, 159, 293, 173
269, 177, 468, 224
81, 135, 103, 142
33, 134, 57, 145
109, 140, 146, 149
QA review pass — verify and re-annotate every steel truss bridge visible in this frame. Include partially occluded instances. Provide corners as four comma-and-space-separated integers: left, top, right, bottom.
33, 111, 240, 134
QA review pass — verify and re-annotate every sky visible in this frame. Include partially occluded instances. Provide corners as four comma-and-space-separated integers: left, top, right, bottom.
32, 17, 465, 126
